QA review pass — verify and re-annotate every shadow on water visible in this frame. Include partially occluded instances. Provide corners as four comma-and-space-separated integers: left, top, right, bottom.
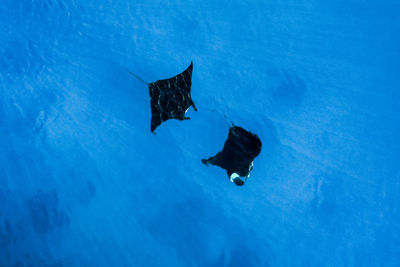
272, 70, 306, 107
26, 190, 69, 234
141, 186, 273, 266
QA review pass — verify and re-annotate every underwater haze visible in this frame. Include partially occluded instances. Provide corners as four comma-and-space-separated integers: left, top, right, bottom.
1, 0, 400, 266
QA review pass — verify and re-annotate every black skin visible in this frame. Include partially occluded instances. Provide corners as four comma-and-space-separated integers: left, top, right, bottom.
202, 126, 262, 186
149, 62, 196, 133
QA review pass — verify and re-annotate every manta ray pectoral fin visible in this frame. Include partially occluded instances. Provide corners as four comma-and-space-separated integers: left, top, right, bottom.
191, 101, 198, 111
201, 159, 210, 166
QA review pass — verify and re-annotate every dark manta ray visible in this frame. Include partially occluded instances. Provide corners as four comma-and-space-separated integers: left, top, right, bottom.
148, 61, 197, 133
202, 126, 262, 186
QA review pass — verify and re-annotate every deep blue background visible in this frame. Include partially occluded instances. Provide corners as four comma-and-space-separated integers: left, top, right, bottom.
1, 0, 400, 266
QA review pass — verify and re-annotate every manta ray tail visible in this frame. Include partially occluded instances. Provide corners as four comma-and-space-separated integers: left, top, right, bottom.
125, 68, 149, 85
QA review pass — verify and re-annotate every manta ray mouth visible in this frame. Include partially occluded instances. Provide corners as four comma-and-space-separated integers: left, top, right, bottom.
230, 173, 244, 186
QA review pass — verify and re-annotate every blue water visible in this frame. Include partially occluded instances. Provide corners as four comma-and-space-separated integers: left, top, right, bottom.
1, 0, 400, 266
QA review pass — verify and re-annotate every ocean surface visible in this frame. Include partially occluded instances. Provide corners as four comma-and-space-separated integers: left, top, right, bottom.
1, 0, 400, 266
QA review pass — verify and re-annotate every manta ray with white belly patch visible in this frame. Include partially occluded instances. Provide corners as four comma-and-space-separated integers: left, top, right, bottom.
202, 125, 262, 186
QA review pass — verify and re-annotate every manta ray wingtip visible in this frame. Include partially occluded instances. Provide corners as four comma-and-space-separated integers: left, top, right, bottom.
201, 159, 210, 166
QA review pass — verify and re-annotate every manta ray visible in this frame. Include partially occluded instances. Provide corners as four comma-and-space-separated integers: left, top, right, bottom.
148, 62, 197, 133
202, 126, 262, 186
128, 61, 197, 133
